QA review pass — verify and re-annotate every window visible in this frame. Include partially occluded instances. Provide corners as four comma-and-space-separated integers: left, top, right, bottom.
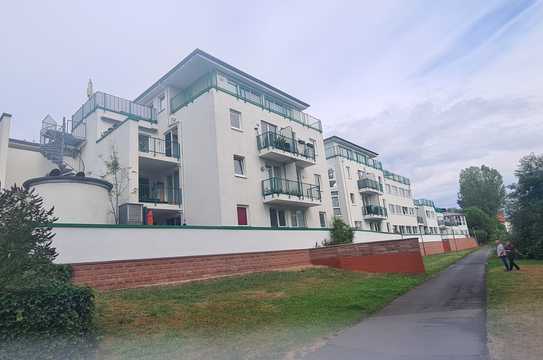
346, 166, 351, 179
386, 184, 391, 193
314, 174, 321, 188
350, 193, 355, 204
328, 168, 335, 179
261, 121, 276, 134
329, 180, 337, 188
354, 221, 362, 229
159, 94, 166, 112
319, 212, 327, 228
333, 208, 342, 216
269, 208, 286, 227
389, 204, 395, 214
230, 109, 242, 129
236, 206, 248, 225
331, 191, 340, 207
291, 209, 306, 227
233, 155, 245, 176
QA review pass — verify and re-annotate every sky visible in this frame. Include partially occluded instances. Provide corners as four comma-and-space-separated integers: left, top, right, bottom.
1, 0, 542, 207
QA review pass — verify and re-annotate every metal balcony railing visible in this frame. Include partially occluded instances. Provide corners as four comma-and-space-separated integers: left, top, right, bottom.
363, 205, 388, 217
72, 92, 157, 130
138, 134, 180, 159
256, 131, 316, 161
138, 184, 181, 205
262, 177, 321, 201
357, 178, 383, 192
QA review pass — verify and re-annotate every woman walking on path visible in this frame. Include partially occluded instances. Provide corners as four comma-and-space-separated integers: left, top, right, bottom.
505, 241, 521, 271
496, 240, 509, 271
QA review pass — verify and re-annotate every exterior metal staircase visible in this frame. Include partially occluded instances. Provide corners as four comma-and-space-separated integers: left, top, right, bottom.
40, 115, 86, 173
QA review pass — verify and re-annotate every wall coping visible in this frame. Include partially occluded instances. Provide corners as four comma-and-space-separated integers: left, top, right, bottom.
24, 176, 113, 191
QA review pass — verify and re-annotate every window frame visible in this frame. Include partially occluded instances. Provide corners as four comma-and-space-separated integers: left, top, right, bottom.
229, 109, 242, 130
233, 155, 246, 177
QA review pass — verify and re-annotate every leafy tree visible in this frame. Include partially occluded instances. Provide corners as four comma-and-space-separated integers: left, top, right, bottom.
325, 218, 354, 246
457, 165, 506, 216
102, 148, 129, 224
464, 206, 506, 244
508, 153, 543, 259
0, 186, 59, 288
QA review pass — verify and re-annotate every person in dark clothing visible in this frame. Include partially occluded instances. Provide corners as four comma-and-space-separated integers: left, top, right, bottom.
496, 240, 509, 271
505, 241, 520, 271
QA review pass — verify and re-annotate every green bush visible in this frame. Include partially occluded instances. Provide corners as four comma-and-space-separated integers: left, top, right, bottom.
472, 229, 488, 244
325, 217, 354, 246
0, 284, 96, 359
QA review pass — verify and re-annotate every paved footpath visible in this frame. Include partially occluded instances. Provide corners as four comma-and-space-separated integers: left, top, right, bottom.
305, 248, 489, 360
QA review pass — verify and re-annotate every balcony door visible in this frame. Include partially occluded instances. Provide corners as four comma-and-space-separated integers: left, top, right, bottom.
164, 132, 172, 157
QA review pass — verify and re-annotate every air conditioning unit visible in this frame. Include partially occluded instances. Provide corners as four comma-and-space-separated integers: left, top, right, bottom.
119, 203, 143, 224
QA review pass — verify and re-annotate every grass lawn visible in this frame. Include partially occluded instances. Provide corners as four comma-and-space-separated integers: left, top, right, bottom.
94, 249, 475, 360
487, 256, 543, 360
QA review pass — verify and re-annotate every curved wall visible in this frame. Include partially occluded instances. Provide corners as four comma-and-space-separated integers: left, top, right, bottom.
26, 177, 113, 224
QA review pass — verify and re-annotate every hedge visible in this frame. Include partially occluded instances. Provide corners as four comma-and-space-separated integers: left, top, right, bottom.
0, 284, 95, 359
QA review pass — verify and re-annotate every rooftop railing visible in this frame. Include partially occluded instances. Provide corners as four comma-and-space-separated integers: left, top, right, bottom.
383, 170, 410, 185
256, 131, 316, 161
262, 177, 321, 202
414, 199, 435, 207
170, 71, 323, 132
72, 92, 157, 130
325, 144, 383, 170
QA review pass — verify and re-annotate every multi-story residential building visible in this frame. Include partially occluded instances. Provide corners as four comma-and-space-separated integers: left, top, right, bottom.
324, 136, 418, 234
325, 136, 387, 231
436, 208, 470, 235
0, 49, 332, 228
382, 170, 418, 234
414, 199, 440, 234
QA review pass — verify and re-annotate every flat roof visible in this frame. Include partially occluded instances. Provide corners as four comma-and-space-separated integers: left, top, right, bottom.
324, 135, 379, 157
134, 49, 310, 109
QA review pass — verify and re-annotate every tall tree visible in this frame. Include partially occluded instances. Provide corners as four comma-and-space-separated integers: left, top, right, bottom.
457, 165, 506, 216
509, 153, 543, 259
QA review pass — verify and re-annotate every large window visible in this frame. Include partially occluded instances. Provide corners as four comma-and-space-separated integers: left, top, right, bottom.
237, 206, 248, 225
233, 155, 245, 176
159, 94, 166, 112
291, 209, 306, 228
230, 109, 242, 129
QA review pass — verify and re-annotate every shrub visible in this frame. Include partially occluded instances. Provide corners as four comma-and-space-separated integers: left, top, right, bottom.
0, 284, 95, 359
325, 217, 354, 246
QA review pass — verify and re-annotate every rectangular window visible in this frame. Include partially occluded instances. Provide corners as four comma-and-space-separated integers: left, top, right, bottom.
319, 212, 327, 228
346, 166, 351, 179
314, 174, 321, 188
354, 221, 362, 229
333, 208, 342, 216
233, 155, 245, 176
350, 193, 355, 204
291, 209, 306, 228
159, 94, 166, 112
270, 208, 287, 227
332, 194, 340, 207
389, 204, 395, 214
230, 109, 242, 129
236, 206, 248, 225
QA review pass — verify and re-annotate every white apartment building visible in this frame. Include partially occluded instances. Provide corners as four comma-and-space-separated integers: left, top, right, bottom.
414, 199, 440, 234
324, 136, 418, 233
436, 208, 470, 235
0, 49, 332, 228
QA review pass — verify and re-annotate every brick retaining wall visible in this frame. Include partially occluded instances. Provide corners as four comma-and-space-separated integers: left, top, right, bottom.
420, 237, 478, 256
71, 238, 424, 291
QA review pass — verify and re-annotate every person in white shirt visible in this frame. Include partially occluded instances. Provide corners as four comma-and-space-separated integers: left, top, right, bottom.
496, 240, 509, 271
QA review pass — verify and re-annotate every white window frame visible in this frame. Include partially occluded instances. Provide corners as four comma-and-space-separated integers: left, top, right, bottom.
233, 155, 246, 177
230, 109, 242, 130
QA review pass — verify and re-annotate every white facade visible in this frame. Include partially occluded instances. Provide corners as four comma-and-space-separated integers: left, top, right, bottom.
414, 199, 440, 234
324, 136, 419, 234
2, 49, 332, 227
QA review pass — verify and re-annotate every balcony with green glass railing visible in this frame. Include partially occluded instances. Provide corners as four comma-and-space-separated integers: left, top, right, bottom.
362, 204, 388, 219
256, 131, 316, 167
262, 177, 321, 207
357, 178, 384, 194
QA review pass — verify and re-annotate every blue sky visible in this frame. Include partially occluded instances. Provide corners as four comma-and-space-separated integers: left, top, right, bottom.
1, 0, 542, 207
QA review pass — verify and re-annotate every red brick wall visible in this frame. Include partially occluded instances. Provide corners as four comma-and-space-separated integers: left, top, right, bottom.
419, 237, 478, 256
71, 238, 425, 291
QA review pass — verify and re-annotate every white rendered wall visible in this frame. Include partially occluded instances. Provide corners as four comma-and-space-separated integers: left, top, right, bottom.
30, 181, 112, 224
51, 226, 406, 264
383, 179, 418, 232
5, 145, 57, 187
0, 114, 11, 189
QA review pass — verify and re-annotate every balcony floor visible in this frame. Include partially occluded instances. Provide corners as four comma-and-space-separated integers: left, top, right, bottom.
263, 194, 321, 207
258, 148, 315, 168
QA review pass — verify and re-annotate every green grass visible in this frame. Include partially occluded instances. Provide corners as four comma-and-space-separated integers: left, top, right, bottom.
423, 249, 477, 276
94, 250, 476, 359
487, 256, 543, 360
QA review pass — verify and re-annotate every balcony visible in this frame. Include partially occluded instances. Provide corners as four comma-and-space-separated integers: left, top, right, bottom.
363, 205, 387, 220
72, 92, 157, 130
139, 183, 181, 209
262, 177, 321, 207
357, 178, 383, 195
139, 134, 180, 163
257, 132, 316, 168
417, 216, 425, 224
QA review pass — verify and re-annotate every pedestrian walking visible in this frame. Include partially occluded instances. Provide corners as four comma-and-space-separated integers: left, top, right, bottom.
505, 241, 520, 271
496, 240, 509, 271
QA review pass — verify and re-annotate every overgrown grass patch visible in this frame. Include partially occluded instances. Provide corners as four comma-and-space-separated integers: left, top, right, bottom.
95, 250, 476, 359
